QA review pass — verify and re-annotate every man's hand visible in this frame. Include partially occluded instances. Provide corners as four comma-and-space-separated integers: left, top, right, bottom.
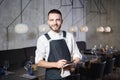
73, 57, 80, 64
56, 59, 67, 68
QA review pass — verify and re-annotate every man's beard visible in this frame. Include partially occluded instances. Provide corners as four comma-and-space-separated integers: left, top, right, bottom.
49, 25, 61, 32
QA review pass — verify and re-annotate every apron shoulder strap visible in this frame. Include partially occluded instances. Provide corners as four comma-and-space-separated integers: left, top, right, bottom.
44, 33, 51, 40
62, 31, 66, 38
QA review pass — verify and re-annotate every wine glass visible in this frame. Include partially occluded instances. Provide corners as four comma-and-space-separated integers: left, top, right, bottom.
30, 56, 35, 64
3, 60, 9, 75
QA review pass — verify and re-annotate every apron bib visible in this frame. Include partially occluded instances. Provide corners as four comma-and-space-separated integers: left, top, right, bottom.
45, 31, 71, 80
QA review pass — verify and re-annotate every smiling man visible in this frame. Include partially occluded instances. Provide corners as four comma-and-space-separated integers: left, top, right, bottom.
35, 9, 82, 80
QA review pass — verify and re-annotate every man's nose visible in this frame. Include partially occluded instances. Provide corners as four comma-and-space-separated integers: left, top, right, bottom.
53, 20, 57, 24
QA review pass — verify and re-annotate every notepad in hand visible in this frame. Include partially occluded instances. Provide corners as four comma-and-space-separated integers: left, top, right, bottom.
63, 60, 75, 69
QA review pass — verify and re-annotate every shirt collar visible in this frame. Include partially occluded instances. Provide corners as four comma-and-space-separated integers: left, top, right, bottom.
49, 30, 63, 36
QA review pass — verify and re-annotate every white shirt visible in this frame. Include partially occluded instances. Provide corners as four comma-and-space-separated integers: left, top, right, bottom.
35, 30, 82, 64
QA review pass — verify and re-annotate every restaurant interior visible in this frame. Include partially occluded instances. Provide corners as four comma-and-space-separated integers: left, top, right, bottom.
0, 0, 120, 80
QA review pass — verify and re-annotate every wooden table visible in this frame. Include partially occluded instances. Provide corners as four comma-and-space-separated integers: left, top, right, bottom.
0, 67, 45, 80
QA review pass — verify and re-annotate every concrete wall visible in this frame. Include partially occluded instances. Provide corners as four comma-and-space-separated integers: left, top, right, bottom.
86, 0, 120, 50
0, 0, 120, 51
0, 0, 86, 50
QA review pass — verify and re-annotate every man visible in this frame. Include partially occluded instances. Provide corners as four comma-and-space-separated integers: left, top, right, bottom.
35, 9, 82, 80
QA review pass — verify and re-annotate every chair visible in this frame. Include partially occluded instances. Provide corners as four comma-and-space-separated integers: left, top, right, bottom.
71, 64, 80, 80
114, 54, 120, 67
79, 65, 90, 80
76, 41, 87, 52
79, 61, 106, 80
104, 58, 115, 76
88, 61, 106, 80
71, 73, 80, 80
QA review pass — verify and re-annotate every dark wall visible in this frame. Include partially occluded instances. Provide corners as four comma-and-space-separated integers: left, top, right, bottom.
0, 46, 36, 70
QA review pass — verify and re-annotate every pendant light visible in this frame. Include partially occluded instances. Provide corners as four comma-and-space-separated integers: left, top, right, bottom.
38, 0, 49, 33
80, 0, 88, 32
96, 0, 104, 32
104, 26, 111, 32
80, 26, 88, 32
15, 23, 28, 34
69, 26, 77, 32
104, 1, 111, 33
38, 24, 49, 32
15, 0, 28, 34
97, 26, 104, 32
69, 1, 77, 33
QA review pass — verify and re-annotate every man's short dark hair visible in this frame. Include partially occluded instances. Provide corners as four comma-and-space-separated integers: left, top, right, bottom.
48, 9, 62, 18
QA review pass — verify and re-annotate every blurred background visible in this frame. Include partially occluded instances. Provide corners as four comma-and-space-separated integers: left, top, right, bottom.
0, 0, 120, 50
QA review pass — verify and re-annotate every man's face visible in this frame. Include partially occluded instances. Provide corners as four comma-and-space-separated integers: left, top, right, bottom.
48, 13, 63, 33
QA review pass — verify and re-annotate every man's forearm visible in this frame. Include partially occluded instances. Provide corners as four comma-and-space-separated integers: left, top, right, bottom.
37, 60, 57, 68
37, 59, 67, 69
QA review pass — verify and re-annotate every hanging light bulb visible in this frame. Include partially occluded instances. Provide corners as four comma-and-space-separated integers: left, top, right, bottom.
80, 26, 88, 32
97, 26, 104, 32
38, 24, 49, 32
104, 26, 111, 32
80, 0, 88, 33
14, 0, 29, 34
15, 23, 28, 34
69, 26, 77, 32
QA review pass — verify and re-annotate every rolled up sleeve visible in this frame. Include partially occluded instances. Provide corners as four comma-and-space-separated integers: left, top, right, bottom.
35, 36, 47, 64
69, 33, 82, 60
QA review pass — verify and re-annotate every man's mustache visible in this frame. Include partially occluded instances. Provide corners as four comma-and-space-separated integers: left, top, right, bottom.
53, 24, 58, 26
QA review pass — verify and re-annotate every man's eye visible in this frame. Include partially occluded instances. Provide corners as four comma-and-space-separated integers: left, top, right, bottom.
57, 19, 60, 20
49, 19, 53, 21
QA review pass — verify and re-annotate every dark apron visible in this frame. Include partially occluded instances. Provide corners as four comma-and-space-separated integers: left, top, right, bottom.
44, 31, 71, 80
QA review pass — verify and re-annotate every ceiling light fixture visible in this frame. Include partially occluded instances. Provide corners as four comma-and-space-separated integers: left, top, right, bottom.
15, 24, 28, 34
104, 26, 111, 32
80, 26, 88, 32
38, 24, 49, 32
69, 26, 77, 32
97, 26, 104, 32
80, 0, 88, 32
15, 0, 28, 34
